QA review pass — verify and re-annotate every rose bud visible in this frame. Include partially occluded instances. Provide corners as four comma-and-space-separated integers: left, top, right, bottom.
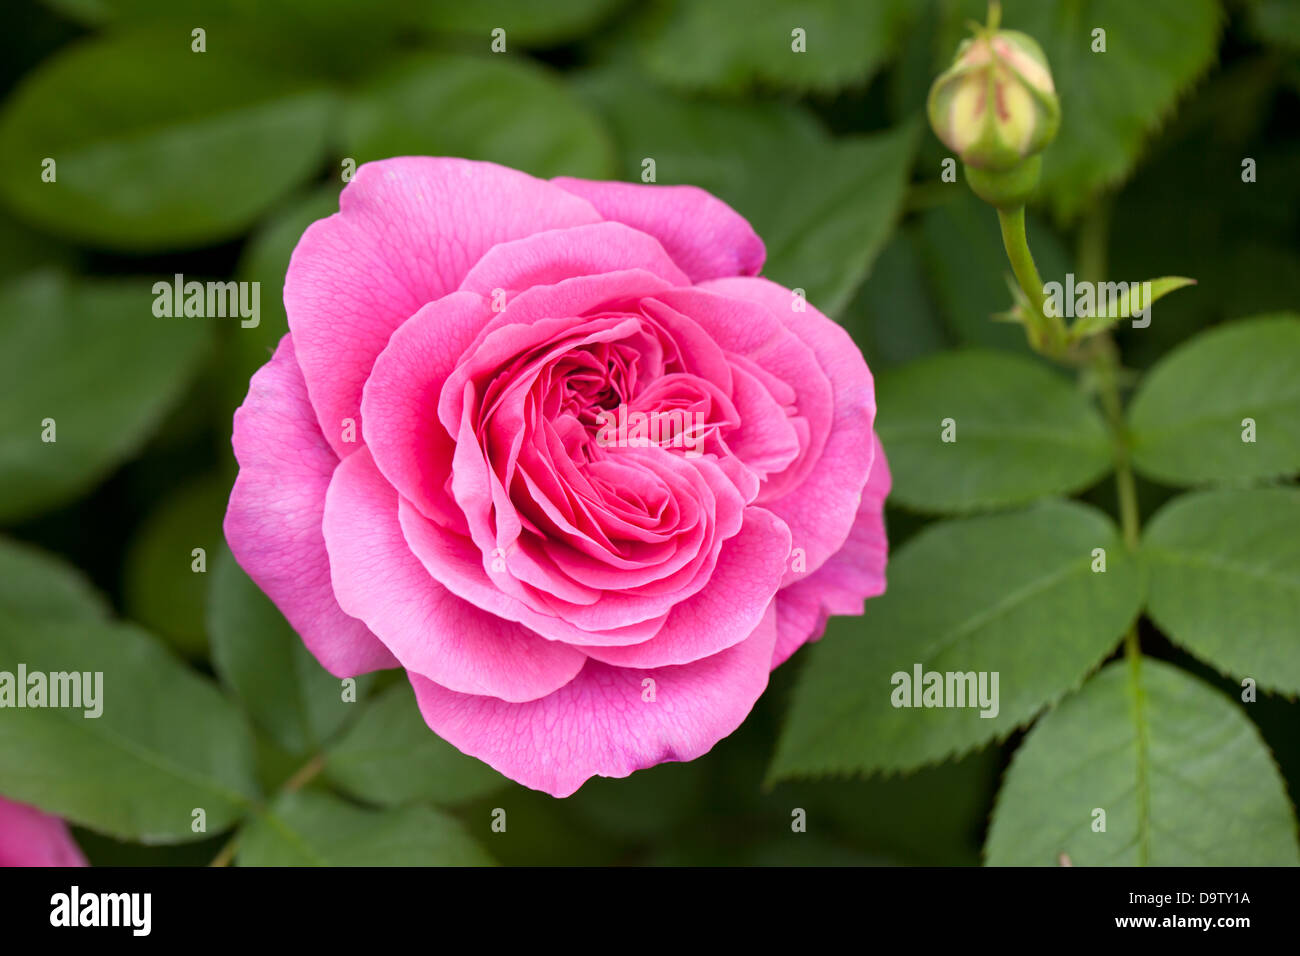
929, 29, 1059, 170
927, 5, 1060, 207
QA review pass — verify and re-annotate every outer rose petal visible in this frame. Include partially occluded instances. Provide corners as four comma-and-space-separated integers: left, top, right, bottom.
226, 336, 397, 677
772, 435, 892, 669
287, 158, 602, 457
552, 177, 765, 283
410, 602, 779, 797
699, 276, 877, 584
323, 448, 587, 702
0, 796, 86, 867
458, 220, 690, 295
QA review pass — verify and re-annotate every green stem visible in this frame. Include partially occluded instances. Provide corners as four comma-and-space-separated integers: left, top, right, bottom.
997, 205, 1066, 354
208, 754, 325, 867
208, 832, 239, 868
1090, 338, 1140, 551
1005, 195, 1149, 863
1091, 335, 1149, 864
1122, 616, 1151, 865
282, 753, 326, 794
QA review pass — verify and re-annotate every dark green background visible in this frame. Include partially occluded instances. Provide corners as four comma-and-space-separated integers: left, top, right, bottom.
0, 0, 1296, 865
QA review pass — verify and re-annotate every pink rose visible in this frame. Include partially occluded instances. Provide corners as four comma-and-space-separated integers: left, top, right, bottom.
0, 796, 87, 867
225, 158, 890, 797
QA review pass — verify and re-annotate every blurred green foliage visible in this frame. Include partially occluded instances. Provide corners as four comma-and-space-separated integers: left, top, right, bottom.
0, 0, 1297, 866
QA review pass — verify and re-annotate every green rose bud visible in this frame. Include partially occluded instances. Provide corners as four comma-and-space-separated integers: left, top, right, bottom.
927, 11, 1060, 175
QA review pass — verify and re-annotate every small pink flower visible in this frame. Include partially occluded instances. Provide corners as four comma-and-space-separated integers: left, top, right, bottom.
225, 158, 890, 796
0, 796, 87, 867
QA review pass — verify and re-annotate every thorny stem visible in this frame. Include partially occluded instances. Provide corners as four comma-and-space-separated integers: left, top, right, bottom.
208, 753, 326, 867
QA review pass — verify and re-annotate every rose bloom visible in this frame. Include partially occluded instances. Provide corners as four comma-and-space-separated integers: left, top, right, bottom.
226, 158, 889, 797
0, 796, 86, 867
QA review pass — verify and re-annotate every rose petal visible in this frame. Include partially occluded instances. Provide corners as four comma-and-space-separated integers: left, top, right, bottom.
409, 601, 778, 797
582, 506, 791, 668
438, 269, 678, 437
458, 220, 689, 296
699, 277, 877, 583
648, 288, 832, 502
225, 336, 397, 677
287, 157, 601, 457
398, 498, 667, 647
772, 435, 892, 668
552, 177, 765, 282
361, 290, 493, 531
0, 797, 86, 867
322, 447, 587, 702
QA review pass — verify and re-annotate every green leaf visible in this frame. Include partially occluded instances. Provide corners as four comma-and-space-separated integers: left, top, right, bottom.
838, 230, 951, 370
208, 545, 371, 756
1127, 314, 1300, 485
237, 790, 493, 866
342, 54, 615, 181
991, 0, 1223, 221
875, 350, 1112, 513
0, 212, 75, 280
639, 0, 914, 94
123, 477, 226, 658
760, 124, 919, 318
985, 657, 1300, 865
0, 535, 109, 621
41, 1, 417, 78
1142, 488, 1300, 695
577, 68, 916, 316
324, 684, 506, 807
0, 615, 258, 842
1067, 276, 1197, 339
0, 272, 210, 523
407, 0, 627, 45
0, 29, 334, 250
769, 500, 1142, 780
